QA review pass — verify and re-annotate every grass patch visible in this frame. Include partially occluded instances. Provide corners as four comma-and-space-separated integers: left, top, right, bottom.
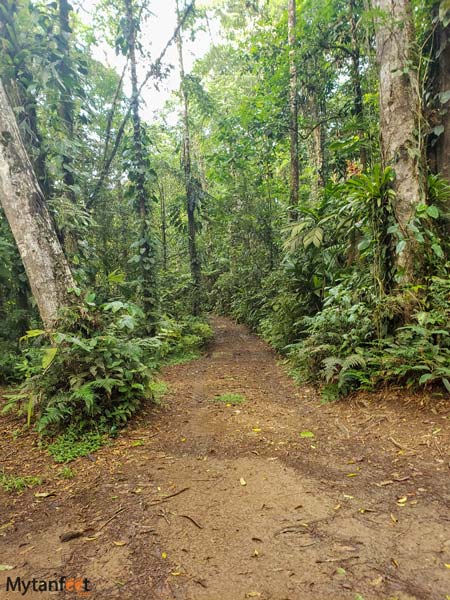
149, 380, 169, 404
58, 466, 75, 479
0, 471, 42, 493
163, 351, 201, 366
212, 392, 246, 405
48, 429, 108, 463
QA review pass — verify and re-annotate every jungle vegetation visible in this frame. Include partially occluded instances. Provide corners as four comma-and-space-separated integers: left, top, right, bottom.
0, 0, 449, 438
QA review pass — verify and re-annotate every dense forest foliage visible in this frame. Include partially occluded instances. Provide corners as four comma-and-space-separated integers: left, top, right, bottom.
0, 0, 449, 438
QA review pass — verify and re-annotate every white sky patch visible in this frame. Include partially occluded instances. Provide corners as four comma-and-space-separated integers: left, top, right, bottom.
73, 0, 218, 122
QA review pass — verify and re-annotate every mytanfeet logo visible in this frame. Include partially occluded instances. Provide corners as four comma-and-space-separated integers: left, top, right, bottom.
4, 576, 92, 596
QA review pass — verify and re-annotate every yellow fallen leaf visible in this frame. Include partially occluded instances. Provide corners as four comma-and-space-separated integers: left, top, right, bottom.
334, 504, 341, 511
252, 428, 261, 433
0, 565, 14, 571
444, 563, 450, 569
161, 552, 167, 559
390, 513, 398, 523
347, 473, 358, 477
240, 477, 247, 486
113, 541, 127, 546
84, 537, 97, 541
181, 437, 186, 442
171, 572, 182, 576
246, 593, 261, 598
397, 496, 407, 505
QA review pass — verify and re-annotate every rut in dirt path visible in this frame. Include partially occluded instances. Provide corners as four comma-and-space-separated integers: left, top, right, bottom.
1, 316, 450, 600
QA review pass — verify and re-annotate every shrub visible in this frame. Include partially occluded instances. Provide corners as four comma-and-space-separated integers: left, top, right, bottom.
3, 296, 157, 435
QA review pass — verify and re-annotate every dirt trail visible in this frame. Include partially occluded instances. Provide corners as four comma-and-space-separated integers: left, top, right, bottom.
1, 316, 450, 600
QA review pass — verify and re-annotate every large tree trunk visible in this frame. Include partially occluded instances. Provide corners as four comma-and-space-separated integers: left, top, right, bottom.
374, 0, 425, 285
0, 81, 74, 327
288, 0, 299, 220
176, 0, 202, 316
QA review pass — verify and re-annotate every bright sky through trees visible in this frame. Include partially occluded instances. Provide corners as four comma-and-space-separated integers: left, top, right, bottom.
74, 0, 217, 121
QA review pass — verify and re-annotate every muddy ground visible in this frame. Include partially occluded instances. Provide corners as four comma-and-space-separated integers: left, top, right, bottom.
1, 316, 450, 599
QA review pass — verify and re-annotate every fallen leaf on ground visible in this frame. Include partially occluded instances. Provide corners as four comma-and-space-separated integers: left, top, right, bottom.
113, 541, 127, 546
0, 565, 14, 571
240, 477, 247, 486
34, 491, 56, 498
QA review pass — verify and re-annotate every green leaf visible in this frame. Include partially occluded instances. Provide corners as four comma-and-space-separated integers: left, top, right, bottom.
21, 329, 45, 342
431, 243, 444, 258
427, 205, 439, 219
396, 240, 406, 255
418, 373, 433, 385
42, 347, 58, 370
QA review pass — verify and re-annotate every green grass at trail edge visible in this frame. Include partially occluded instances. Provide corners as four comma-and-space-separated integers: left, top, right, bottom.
48, 429, 108, 463
212, 392, 246, 405
0, 471, 42, 493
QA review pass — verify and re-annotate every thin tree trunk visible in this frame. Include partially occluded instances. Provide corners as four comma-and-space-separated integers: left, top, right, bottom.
159, 182, 168, 271
349, 0, 367, 168
176, 0, 201, 316
0, 81, 74, 328
57, 0, 75, 201
374, 0, 425, 285
123, 0, 157, 331
288, 0, 299, 220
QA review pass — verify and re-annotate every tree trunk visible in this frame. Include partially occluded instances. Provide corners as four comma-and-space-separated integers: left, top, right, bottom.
123, 0, 158, 331
57, 0, 75, 201
349, 0, 367, 168
433, 12, 450, 180
374, 0, 425, 285
288, 0, 299, 220
0, 81, 74, 328
159, 181, 168, 271
176, 0, 202, 316
0, 0, 51, 196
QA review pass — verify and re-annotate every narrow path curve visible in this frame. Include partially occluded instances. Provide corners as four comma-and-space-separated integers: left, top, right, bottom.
1, 316, 450, 600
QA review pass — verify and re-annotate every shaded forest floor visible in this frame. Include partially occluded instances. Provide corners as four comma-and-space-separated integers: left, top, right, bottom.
1, 316, 450, 599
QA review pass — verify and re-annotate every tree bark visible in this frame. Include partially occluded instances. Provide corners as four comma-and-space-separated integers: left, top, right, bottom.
433, 13, 450, 180
288, 0, 299, 220
123, 0, 158, 330
374, 0, 425, 285
0, 0, 51, 196
57, 0, 75, 201
176, 0, 202, 316
0, 81, 74, 328
349, 0, 367, 168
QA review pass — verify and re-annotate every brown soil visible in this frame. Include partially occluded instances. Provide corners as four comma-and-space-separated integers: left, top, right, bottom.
1, 316, 450, 600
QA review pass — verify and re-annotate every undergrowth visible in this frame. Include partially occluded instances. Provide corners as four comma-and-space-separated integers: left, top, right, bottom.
0, 471, 42, 493
1, 294, 213, 441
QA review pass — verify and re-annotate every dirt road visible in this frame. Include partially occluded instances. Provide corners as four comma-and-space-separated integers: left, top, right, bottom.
1, 316, 450, 599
